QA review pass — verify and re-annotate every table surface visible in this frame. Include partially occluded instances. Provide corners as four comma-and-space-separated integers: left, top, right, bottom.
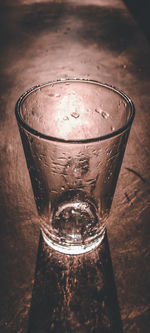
0, 0, 150, 332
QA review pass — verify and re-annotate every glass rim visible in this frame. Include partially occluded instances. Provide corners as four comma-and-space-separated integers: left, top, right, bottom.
15, 78, 135, 144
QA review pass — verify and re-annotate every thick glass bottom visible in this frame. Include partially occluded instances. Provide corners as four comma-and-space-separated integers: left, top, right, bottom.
42, 228, 106, 255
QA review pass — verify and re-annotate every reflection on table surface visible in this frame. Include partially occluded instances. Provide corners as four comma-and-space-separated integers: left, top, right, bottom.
28, 233, 123, 333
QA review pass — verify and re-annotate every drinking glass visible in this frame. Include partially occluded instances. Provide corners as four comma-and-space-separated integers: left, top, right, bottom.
15, 79, 135, 254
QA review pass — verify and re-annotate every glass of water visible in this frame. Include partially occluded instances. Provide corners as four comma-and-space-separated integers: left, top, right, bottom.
15, 79, 135, 255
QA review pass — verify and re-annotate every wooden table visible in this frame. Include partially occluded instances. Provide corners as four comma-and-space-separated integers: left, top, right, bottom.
0, 0, 150, 332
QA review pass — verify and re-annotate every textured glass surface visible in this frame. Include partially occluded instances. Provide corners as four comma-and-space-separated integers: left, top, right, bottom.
16, 79, 135, 254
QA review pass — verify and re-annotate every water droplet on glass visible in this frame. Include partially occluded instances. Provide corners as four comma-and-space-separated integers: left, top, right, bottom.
71, 112, 80, 119
111, 126, 115, 131
95, 108, 100, 113
95, 108, 109, 119
87, 108, 91, 113
55, 93, 61, 97
101, 111, 109, 119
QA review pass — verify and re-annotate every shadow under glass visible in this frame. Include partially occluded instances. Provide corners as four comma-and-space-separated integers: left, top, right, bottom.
27, 233, 123, 333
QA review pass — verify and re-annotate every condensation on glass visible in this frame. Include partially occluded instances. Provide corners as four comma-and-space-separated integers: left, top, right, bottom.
15, 79, 135, 254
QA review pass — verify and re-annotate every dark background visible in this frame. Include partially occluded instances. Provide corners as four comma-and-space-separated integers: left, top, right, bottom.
124, 0, 150, 42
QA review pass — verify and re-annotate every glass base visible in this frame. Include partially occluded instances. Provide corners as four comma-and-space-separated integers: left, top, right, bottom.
42, 229, 106, 255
